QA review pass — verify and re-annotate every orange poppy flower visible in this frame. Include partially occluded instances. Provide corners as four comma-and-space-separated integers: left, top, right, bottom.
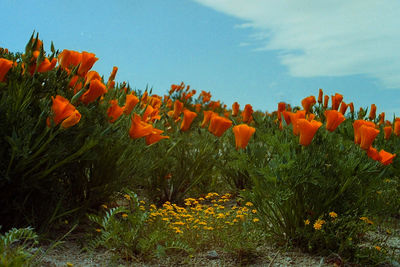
277, 102, 286, 121
348, 102, 354, 114
208, 115, 232, 137
49, 95, 81, 128
201, 110, 215, 128
58, 49, 82, 70
37, 57, 57, 73
61, 110, 81, 128
168, 100, 184, 119
107, 100, 123, 123
367, 147, 381, 161
232, 102, 240, 116
359, 125, 379, 150
233, 124, 256, 150
384, 126, 392, 140
301, 96, 316, 113
0, 58, 13, 82
84, 70, 102, 86
129, 113, 154, 139
318, 89, 323, 104
331, 93, 343, 110
28, 51, 57, 75
241, 104, 253, 123
394, 118, 400, 136
142, 105, 155, 122
180, 109, 197, 131
278, 102, 286, 112
145, 128, 169, 145
123, 93, 139, 115
108, 66, 118, 82
368, 104, 377, 120
353, 120, 376, 144
81, 79, 107, 105
379, 150, 396, 165
289, 110, 306, 135
323, 95, 329, 109
325, 110, 345, 132
339, 101, 348, 115
77, 51, 98, 76
297, 119, 322, 146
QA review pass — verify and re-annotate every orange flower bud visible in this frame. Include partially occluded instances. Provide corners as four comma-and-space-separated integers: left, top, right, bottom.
323, 95, 329, 109
331, 93, 343, 111
232, 102, 240, 117
368, 104, 377, 120
317, 89, 323, 104
384, 126, 392, 140
348, 102, 354, 114
394, 118, 400, 136
180, 109, 197, 131
339, 101, 348, 115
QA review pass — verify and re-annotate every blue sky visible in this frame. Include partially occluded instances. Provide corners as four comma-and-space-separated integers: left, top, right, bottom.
2, 0, 400, 117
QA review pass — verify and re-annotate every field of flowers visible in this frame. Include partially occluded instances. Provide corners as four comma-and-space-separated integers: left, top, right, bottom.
0, 34, 399, 266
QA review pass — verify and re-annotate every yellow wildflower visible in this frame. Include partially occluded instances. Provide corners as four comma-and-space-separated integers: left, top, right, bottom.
252, 209, 257, 214
139, 200, 145, 204
123, 194, 131, 200
95, 228, 101, 232
375, 245, 381, 251
122, 213, 128, 218
101, 204, 108, 209
253, 218, 260, 222
66, 263, 74, 267
313, 219, 325, 230
245, 202, 253, 206
304, 219, 310, 225
329, 211, 338, 218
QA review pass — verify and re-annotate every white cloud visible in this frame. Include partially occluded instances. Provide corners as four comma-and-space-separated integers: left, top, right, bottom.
194, 0, 400, 88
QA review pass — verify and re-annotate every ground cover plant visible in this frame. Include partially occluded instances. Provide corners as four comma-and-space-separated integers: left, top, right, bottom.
0, 34, 399, 265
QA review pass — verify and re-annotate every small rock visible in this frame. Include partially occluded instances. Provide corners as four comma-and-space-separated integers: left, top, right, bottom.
206, 250, 219, 260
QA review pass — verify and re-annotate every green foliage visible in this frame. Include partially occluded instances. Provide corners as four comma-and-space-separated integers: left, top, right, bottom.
86, 191, 152, 260
237, 112, 396, 263
0, 34, 143, 230
0, 226, 38, 266
128, 117, 222, 205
